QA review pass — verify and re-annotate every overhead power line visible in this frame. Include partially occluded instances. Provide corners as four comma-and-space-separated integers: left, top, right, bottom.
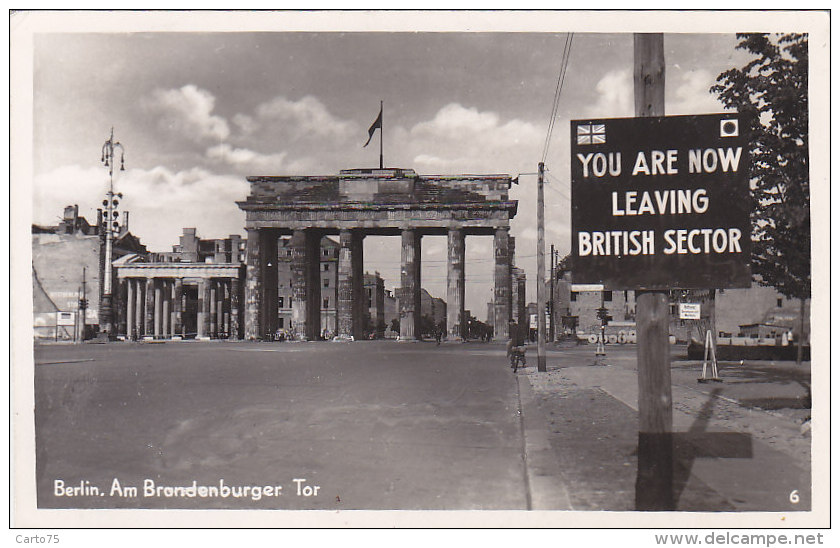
541, 33, 575, 164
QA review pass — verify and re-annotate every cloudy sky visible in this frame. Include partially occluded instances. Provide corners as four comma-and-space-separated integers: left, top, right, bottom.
27, 14, 751, 316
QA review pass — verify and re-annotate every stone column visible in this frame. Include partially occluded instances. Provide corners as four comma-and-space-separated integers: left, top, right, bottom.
162, 280, 170, 338
447, 228, 466, 341
154, 280, 162, 338
305, 230, 322, 340
209, 280, 217, 338
135, 279, 144, 339
244, 227, 262, 340
351, 231, 365, 340
508, 236, 516, 317
217, 285, 224, 339
197, 278, 208, 339
290, 230, 307, 340
117, 278, 127, 338
172, 279, 182, 338
261, 230, 279, 340
223, 280, 231, 337
126, 278, 135, 341
230, 276, 241, 340
144, 277, 154, 338
399, 229, 421, 340
337, 230, 354, 339
493, 227, 511, 341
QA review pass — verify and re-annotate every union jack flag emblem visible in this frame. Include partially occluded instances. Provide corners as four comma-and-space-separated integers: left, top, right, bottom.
577, 123, 606, 145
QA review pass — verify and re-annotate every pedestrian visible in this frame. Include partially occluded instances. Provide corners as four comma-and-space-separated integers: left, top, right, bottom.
507, 319, 525, 370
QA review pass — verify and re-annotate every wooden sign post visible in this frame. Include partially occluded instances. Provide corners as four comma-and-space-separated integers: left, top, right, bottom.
568, 34, 751, 511
632, 32, 674, 511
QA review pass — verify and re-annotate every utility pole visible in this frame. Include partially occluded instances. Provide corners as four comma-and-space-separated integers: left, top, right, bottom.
536, 162, 547, 372
633, 32, 674, 511
379, 100, 384, 170
79, 266, 88, 342
98, 128, 125, 340
549, 245, 556, 342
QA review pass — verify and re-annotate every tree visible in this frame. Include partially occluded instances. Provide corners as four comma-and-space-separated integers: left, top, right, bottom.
711, 33, 810, 363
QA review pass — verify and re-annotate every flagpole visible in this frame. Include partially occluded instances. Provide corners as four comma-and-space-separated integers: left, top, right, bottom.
379, 100, 384, 169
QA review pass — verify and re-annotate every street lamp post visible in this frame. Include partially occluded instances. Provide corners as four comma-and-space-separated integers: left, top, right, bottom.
98, 127, 125, 339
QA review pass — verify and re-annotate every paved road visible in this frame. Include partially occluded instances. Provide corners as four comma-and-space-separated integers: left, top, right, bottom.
34, 341, 531, 510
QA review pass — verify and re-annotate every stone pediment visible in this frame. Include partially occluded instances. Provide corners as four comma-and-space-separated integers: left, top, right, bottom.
239, 168, 517, 234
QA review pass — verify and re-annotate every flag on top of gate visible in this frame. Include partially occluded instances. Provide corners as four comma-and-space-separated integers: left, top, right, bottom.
363, 104, 382, 148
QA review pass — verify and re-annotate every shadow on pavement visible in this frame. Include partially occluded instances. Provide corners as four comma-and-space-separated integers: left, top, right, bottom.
636, 388, 753, 511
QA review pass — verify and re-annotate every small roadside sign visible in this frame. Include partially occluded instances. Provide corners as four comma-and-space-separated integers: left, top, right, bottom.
678, 303, 701, 320
57, 312, 76, 326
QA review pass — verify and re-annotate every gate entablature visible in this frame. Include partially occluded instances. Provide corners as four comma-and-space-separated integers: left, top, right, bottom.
236, 168, 518, 342
238, 168, 517, 234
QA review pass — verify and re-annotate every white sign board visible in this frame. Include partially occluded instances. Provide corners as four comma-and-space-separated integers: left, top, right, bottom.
678, 303, 701, 320
570, 284, 604, 292
529, 314, 538, 329
57, 311, 76, 326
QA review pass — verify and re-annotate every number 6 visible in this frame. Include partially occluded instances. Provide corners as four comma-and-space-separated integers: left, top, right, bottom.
789, 490, 800, 504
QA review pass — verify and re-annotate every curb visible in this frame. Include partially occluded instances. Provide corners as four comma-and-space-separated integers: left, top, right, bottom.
516, 373, 575, 510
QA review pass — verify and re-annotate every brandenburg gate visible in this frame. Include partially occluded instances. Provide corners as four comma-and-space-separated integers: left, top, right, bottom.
237, 168, 518, 341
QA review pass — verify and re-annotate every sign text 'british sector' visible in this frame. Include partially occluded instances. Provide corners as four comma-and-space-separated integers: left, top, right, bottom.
570, 114, 751, 290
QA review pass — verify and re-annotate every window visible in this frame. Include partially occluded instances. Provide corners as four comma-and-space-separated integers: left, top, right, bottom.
324, 263, 330, 271
323, 278, 329, 288
278, 318, 284, 328
570, 292, 577, 302
777, 298, 783, 308
323, 249, 329, 257
603, 290, 613, 302
278, 296, 284, 308
323, 297, 330, 308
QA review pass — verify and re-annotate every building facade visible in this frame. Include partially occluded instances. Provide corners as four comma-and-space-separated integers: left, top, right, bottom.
32, 205, 147, 340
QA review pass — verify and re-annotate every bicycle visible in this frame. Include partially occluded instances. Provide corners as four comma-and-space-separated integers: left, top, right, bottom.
507, 343, 526, 372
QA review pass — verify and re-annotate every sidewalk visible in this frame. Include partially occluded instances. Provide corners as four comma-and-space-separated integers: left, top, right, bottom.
518, 348, 811, 512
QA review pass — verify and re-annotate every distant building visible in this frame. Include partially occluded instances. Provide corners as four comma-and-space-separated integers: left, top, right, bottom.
32, 204, 147, 339
420, 288, 447, 334
670, 285, 810, 344
364, 272, 386, 338
553, 266, 810, 346
569, 289, 636, 336
276, 236, 339, 337
384, 289, 399, 338
153, 227, 245, 264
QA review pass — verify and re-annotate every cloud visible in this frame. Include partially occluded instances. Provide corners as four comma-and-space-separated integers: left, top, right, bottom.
144, 85, 230, 143
250, 95, 357, 140
585, 69, 634, 118
669, 69, 726, 115
205, 143, 289, 172
33, 164, 249, 252
405, 103, 543, 174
